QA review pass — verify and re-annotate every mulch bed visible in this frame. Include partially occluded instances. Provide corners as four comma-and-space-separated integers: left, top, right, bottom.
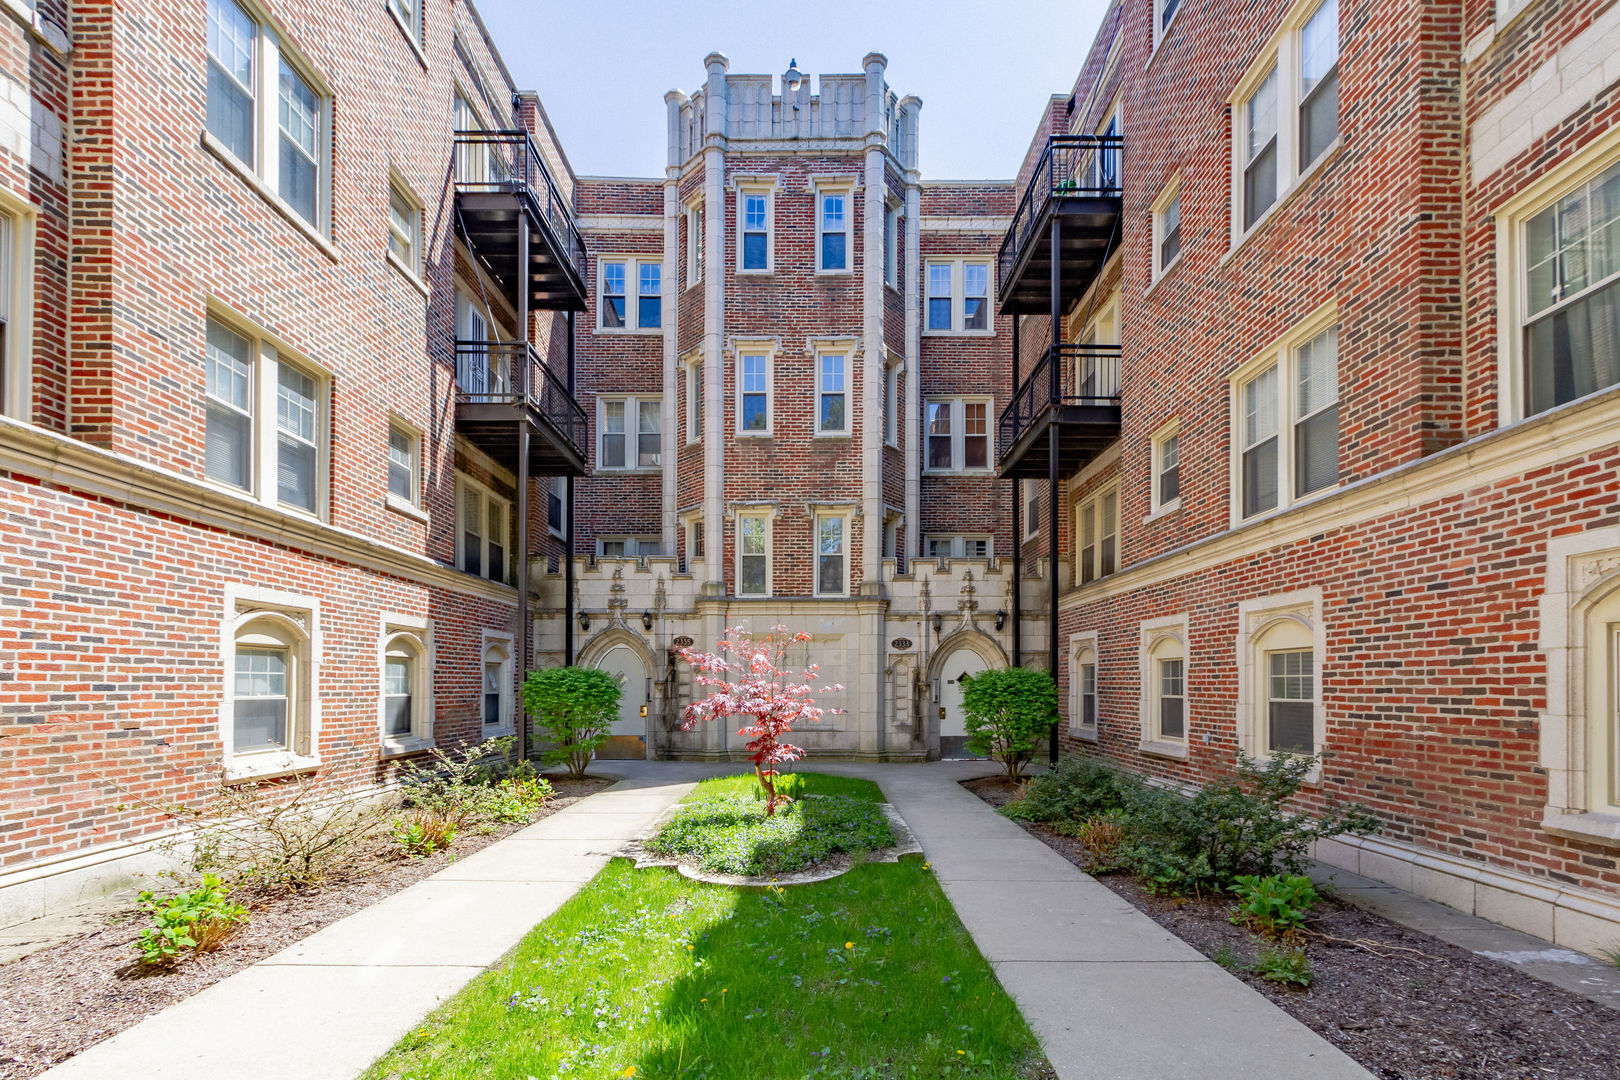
0, 776, 612, 1080
964, 775, 1620, 1080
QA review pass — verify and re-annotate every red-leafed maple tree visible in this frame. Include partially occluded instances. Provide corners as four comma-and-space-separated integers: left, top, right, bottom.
676, 625, 843, 816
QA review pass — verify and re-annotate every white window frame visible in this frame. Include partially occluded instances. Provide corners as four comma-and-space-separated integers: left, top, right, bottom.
680, 512, 705, 569
480, 630, 514, 736
813, 510, 852, 598
385, 417, 422, 515
814, 345, 851, 437
924, 534, 993, 560
1153, 0, 1186, 52
1074, 482, 1121, 584
735, 177, 778, 274
922, 396, 994, 474
203, 0, 333, 236
686, 200, 705, 288
1227, 0, 1341, 246
1234, 589, 1325, 778
734, 508, 774, 597
1152, 177, 1183, 280
1069, 630, 1100, 742
386, 0, 423, 53
813, 178, 855, 275
1228, 301, 1340, 526
202, 309, 329, 520
735, 342, 775, 437
683, 353, 703, 445
883, 355, 902, 449
1138, 615, 1190, 759
456, 473, 511, 585
597, 255, 662, 333
547, 476, 567, 539
596, 535, 663, 559
1149, 420, 1182, 516
386, 171, 424, 284
923, 258, 994, 336
0, 196, 35, 423
1022, 479, 1041, 540
597, 394, 663, 472
884, 202, 901, 290
379, 613, 432, 756
221, 584, 321, 780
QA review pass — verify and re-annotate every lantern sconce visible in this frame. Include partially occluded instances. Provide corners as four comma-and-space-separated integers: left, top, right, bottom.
995, 608, 1007, 632
642, 609, 654, 632
931, 612, 942, 635
578, 610, 591, 633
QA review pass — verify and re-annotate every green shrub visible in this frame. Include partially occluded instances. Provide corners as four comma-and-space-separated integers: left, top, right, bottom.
389, 814, 457, 858
398, 736, 557, 835
1002, 755, 1142, 823
485, 775, 555, 823
1251, 943, 1313, 987
135, 874, 249, 966
1076, 811, 1131, 870
522, 666, 622, 778
961, 668, 1058, 779
1230, 874, 1319, 939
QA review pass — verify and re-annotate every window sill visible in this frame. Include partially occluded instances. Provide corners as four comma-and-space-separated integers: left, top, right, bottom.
386, 250, 429, 298
885, 281, 901, 295
483, 724, 515, 739
386, 4, 429, 71
1230, 481, 1339, 531
1071, 725, 1099, 744
735, 431, 774, 440
1542, 810, 1620, 849
198, 474, 328, 527
1145, 5, 1185, 74
1145, 254, 1183, 299
1222, 139, 1342, 266
594, 327, 663, 337
815, 268, 853, 277
922, 330, 996, 339
386, 493, 429, 522
1138, 738, 1189, 761
736, 268, 773, 277
925, 468, 997, 478
812, 432, 852, 440
1144, 499, 1182, 524
1, 0, 68, 56
201, 131, 339, 264
380, 735, 435, 760
595, 467, 663, 476
224, 752, 321, 784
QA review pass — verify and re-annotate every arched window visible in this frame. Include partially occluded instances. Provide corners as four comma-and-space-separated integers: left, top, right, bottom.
232, 614, 308, 757
1254, 618, 1316, 755
379, 625, 432, 749
1584, 583, 1620, 815
1070, 637, 1099, 740
1139, 616, 1189, 757
482, 635, 513, 734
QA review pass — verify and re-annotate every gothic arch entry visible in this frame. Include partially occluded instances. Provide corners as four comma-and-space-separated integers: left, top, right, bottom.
578, 629, 656, 760
928, 630, 1007, 759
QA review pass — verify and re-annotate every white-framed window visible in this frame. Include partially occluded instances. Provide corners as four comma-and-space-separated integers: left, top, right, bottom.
386, 0, 421, 46
597, 536, 662, 559
234, 627, 299, 752
387, 175, 423, 278
1496, 0, 1534, 27
386, 420, 420, 508
598, 257, 661, 332
684, 355, 703, 444
1232, 307, 1340, 522
1139, 617, 1189, 757
204, 313, 327, 517
457, 474, 510, 584
923, 397, 992, 473
686, 201, 705, 287
1069, 632, 1099, 741
736, 510, 772, 596
884, 203, 901, 289
0, 203, 31, 423
814, 512, 849, 597
547, 476, 566, 538
925, 534, 992, 559
1154, 0, 1184, 48
1022, 479, 1041, 539
816, 186, 851, 273
737, 181, 775, 273
222, 584, 320, 778
205, 0, 329, 230
1076, 484, 1119, 584
598, 395, 662, 471
924, 259, 993, 334
686, 516, 705, 562
481, 632, 513, 735
815, 349, 848, 435
883, 358, 902, 448
1229, 0, 1340, 241
1151, 422, 1181, 514
1153, 179, 1183, 278
379, 614, 431, 752
1235, 589, 1325, 770
883, 514, 900, 561
736, 346, 773, 435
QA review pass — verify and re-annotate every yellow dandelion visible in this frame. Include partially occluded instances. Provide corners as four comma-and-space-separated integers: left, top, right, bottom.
701, 997, 708, 1003
957, 1050, 966, 1056
721, 988, 728, 994
845, 941, 854, 949
621, 1069, 637, 1079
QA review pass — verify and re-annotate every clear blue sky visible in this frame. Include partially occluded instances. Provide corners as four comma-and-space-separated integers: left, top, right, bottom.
471, 0, 1110, 181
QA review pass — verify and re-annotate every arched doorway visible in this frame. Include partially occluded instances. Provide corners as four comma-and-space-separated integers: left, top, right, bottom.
938, 647, 990, 759
594, 642, 650, 759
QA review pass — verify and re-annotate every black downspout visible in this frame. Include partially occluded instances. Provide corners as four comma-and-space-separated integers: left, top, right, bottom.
564, 310, 576, 667
1048, 215, 1062, 766
1010, 316, 1021, 669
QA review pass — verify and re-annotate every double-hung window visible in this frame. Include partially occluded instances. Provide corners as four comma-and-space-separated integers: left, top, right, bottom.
884, 204, 900, 288
923, 397, 991, 472
684, 357, 703, 444
206, 320, 255, 492
205, 0, 329, 231
387, 0, 421, 46
816, 352, 847, 434
1235, 313, 1340, 520
1076, 485, 1119, 584
547, 477, 566, 537
598, 395, 661, 470
737, 350, 772, 434
1267, 649, 1315, 754
1022, 479, 1041, 539
687, 202, 705, 286
924, 259, 993, 333
1299, 0, 1340, 168
1158, 657, 1186, 740
883, 360, 901, 448
458, 475, 510, 584
380, 621, 430, 748
818, 190, 848, 272
1243, 67, 1280, 231
1141, 620, 1189, 752
1240, 364, 1281, 517
599, 257, 661, 331
1152, 424, 1181, 513
387, 178, 423, 277
482, 636, 512, 733
1075, 646, 1098, 733
815, 514, 848, 596
738, 185, 773, 272
276, 364, 318, 512
737, 512, 771, 596
1154, 181, 1183, 277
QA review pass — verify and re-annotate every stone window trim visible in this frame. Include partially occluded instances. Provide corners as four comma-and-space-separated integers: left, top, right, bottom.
1234, 588, 1326, 782
221, 583, 321, 781
596, 254, 662, 334
922, 257, 995, 336
809, 175, 859, 276
385, 416, 426, 520
1138, 615, 1189, 760
1148, 418, 1182, 519
1492, 126, 1620, 428
684, 198, 704, 289
733, 339, 778, 437
0, 190, 36, 423
677, 507, 704, 572
1538, 527, 1620, 847
731, 174, 780, 275
924, 534, 993, 561
1069, 630, 1101, 743
729, 502, 779, 598
481, 630, 515, 737
1151, 175, 1184, 282
378, 612, 433, 757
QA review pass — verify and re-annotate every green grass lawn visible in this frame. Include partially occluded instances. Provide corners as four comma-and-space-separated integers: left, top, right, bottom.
362, 774, 1049, 1080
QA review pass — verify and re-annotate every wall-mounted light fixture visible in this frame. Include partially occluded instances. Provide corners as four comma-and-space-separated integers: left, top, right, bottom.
642, 610, 654, 632
931, 612, 942, 635
995, 608, 1007, 632
578, 610, 591, 633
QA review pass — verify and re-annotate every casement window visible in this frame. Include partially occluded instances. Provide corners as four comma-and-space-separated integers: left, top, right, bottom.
884, 204, 900, 288
1076, 485, 1119, 584
482, 635, 513, 733
1234, 312, 1340, 521
687, 202, 705, 286
1154, 181, 1183, 277
814, 513, 848, 596
598, 257, 661, 331
816, 351, 848, 434
457, 475, 510, 584
738, 184, 774, 272
923, 397, 992, 473
1230, 0, 1340, 241
1140, 619, 1189, 755
1152, 424, 1181, 513
204, 315, 327, 516
1022, 479, 1041, 539
386, 421, 419, 506
924, 259, 993, 334
883, 360, 901, 448
387, 177, 422, 277
817, 189, 850, 272
736, 512, 772, 596
925, 535, 992, 559
685, 357, 703, 444
737, 349, 772, 434
380, 617, 431, 750
205, 0, 329, 229
597, 536, 662, 558
547, 476, 566, 537
1235, 590, 1325, 766
599, 395, 662, 470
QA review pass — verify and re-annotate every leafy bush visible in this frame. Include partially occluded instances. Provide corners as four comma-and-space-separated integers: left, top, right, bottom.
960, 668, 1058, 779
1230, 874, 1320, 939
1251, 943, 1313, 987
399, 737, 552, 833
485, 775, 555, 823
1002, 755, 1142, 824
1076, 812, 1130, 870
135, 874, 248, 966
522, 666, 622, 779
390, 814, 457, 858
648, 794, 894, 876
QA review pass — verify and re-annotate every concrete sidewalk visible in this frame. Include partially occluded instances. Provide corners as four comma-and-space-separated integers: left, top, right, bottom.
38, 768, 713, 1080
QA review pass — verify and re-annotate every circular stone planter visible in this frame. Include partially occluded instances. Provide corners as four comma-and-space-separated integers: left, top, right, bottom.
617, 801, 924, 887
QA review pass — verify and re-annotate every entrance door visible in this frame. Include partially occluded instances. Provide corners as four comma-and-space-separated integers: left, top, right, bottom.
938, 649, 989, 759
595, 644, 648, 759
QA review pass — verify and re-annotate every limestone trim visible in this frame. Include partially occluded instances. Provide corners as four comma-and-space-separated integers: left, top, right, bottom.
1069, 630, 1100, 743
221, 584, 323, 781
480, 630, 515, 738
0, 186, 35, 423
378, 612, 434, 758
1233, 588, 1325, 780
918, 216, 1012, 233
1138, 614, 1190, 759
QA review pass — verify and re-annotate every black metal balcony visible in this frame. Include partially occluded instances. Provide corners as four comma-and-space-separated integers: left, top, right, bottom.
454, 130, 588, 312
455, 340, 588, 476
997, 134, 1123, 316
998, 344, 1122, 479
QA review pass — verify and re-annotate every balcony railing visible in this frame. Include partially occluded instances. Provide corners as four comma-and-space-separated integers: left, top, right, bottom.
997, 134, 1123, 301
455, 339, 588, 459
998, 343, 1122, 461
453, 129, 588, 290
